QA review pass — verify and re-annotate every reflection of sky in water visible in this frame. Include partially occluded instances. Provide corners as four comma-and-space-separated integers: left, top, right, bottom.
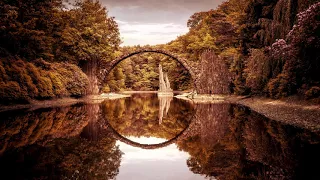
116, 137, 206, 180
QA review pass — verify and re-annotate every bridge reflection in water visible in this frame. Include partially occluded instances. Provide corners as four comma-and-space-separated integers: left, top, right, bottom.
103, 112, 195, 150
101, 93, 196, 150
0, 94, 320, 180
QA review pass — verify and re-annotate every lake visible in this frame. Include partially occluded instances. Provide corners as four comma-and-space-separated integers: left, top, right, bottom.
0, 93, 320, 180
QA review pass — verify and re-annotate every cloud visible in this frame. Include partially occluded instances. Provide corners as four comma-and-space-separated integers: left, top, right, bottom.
102, 0, 223, 12
104, 0, 225, 24
100, 0, 225, 45
121, 29, 140, 34
116, 20, 188, 46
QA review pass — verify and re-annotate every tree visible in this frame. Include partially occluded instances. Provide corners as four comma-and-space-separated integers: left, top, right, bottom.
55, 0, 121, 65
0, 0, 63, 60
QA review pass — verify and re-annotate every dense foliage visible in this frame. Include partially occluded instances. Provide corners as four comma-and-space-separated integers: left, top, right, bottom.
0, 0, 120, 103
0, 0, 120, 64
242, 0, 320, 98
0, 0, 319, 102
161, 0, 320, 98
0, 58, 89, 103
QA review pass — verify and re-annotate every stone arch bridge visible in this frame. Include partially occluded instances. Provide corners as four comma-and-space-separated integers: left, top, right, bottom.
98, 48, 231, 94
99, 48, 199, 88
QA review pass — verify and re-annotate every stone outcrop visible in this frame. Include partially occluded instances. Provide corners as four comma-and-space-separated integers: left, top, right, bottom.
158, 64, 173, 92
164, 72, 171, 90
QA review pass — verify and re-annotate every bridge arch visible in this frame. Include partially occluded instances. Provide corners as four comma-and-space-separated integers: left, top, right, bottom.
103, 112, 197, 150
99, 49, 197, 89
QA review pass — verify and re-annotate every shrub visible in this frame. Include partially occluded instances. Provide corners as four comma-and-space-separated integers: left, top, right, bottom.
0, 81, 29, 103
0, 61, 9, 82
0, 58, 89, 103
101, 85, 111, 93
38, 71, 55, 99
48, 71, 67, 97
267, 73, 294, 98
10, 60, 39, 98
54, 63, 89, 97
305, 86, 320, 99
26, 63, 54, 99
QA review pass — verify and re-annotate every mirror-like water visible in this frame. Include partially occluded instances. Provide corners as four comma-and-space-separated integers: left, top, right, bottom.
0, 93, 320, 180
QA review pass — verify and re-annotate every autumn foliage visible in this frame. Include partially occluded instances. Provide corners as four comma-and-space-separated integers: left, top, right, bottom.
0, 0, 120, 103
165, 0, 320, 98
0, 58, 89, 103
0, 0, 319, 101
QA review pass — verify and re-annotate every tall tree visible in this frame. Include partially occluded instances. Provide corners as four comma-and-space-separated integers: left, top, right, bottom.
55, 0, 121, 65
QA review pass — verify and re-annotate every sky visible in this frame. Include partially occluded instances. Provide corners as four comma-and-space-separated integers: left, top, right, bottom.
116, 137, 206, 180
100, 0, 225, 46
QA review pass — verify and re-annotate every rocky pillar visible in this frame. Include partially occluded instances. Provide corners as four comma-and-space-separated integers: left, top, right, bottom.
159, 64, 173, 92
159, 65, 167, 91
164, 73, 172, 91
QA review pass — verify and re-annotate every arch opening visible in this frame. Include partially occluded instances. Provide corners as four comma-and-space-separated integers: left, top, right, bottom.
99, 49, 197, 92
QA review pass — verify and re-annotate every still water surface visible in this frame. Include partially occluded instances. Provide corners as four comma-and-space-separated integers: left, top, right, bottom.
0, 93, 320, 180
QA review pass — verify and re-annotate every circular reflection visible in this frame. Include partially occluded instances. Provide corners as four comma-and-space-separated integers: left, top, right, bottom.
101, 93, 196, 149
121, 136, 169, 144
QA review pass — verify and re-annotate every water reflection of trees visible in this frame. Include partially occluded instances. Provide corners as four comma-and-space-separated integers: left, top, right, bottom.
0, 95, 195, 179
0, 135, 122, 179
0, 105, 92, 154
177, 104, 320, 180
1, 99, 320, 179
0, 104, 122, 179
101, 94, 195, 139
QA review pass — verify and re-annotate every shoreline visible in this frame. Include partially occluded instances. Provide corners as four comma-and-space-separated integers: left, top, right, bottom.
176, 94, 320, 132
121, 90, 185, 94
0, 93, 131, 112
0, 91, 181, 112
232, 96, 320, 132
1, 92, 319, 132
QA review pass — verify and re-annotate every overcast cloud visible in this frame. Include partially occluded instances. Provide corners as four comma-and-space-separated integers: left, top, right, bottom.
99, 0, 224, 46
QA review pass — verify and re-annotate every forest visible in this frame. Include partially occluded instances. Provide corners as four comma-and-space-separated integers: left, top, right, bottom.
0, 0, 319, 104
